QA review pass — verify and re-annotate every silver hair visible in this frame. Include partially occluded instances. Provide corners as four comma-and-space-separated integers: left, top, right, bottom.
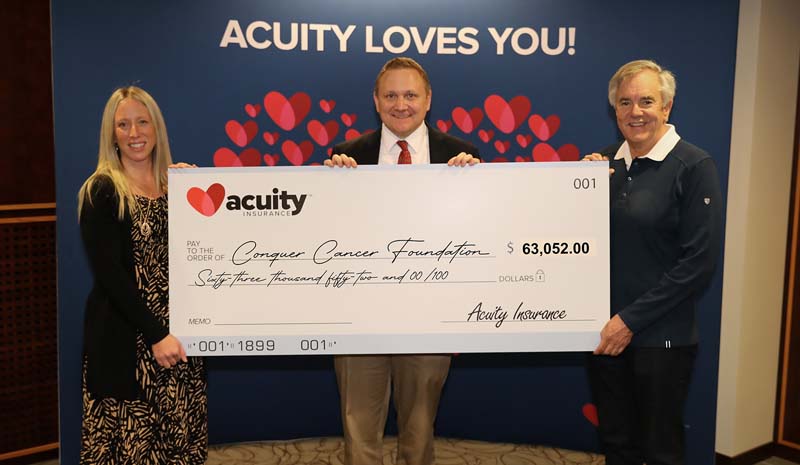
608, 59, 676, 108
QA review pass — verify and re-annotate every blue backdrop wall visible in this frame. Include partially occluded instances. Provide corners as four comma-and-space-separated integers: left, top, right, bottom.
53, 1, 738, 464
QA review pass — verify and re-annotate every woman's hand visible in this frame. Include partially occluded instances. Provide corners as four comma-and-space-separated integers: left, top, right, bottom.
169, 162, 198, 169
152, 334, 188, 368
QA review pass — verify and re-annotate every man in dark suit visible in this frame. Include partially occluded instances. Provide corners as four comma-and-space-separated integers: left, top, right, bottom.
324, 57, 479, 465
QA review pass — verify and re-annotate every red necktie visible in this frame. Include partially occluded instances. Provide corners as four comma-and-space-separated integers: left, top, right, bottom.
397, 140, 411, 164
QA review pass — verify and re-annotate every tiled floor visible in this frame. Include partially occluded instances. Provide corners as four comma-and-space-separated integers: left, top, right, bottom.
32, 437, 602, 464
758, 457, 800, 465
27, 440, 800, 465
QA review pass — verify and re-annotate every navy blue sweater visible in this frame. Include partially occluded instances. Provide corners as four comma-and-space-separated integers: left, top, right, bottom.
605, 140, 723, 347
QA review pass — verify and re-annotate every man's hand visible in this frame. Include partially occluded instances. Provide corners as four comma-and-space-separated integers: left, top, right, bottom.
152, 334, 188, 368
581, 153, 614, 176
447, 152, 480, 167
324, 154, 358, 168
593, 314, 633, 356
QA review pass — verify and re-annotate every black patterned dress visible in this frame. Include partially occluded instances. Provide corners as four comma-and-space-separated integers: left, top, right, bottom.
81, 195, 207, 464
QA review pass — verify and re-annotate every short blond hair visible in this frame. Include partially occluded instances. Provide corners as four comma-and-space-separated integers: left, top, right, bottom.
608, 59, 676, 108
373, 57, 431, 96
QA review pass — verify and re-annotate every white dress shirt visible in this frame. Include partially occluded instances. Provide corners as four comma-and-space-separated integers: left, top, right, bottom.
378, 123, 431, 165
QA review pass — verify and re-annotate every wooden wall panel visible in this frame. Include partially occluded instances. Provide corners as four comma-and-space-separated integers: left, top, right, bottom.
0, 221, 58, 457
0, 0, 56, 205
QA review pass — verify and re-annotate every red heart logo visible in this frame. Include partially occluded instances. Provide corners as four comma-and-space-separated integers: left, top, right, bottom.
491, 157, 509, 163
244, 103, 261, 118
436, 120, 452, 133
484, 95, 531, 134
451, 107, 484, 134
516, 134, 533, 148
262, 131, 280, 146
307, 119, 340, 146
213, 147, 261, 167
582, 403, 599, 427
263, 153, 278, 166
494, 140, 511, 154
264, 91, 312, 131
186, 183, 225, 217
341, 113, 357, 127
478, 129, 495, 143
528, 114, 561, 141
225, 120, 258, 148
514, 155, 532, 162
319, 99, 336, 113
327, 148, 333, 156
281, 140, 314, 166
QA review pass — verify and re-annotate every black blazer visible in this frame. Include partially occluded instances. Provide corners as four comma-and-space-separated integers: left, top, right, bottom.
331, 124, 480, 164
80, 175, 169, 399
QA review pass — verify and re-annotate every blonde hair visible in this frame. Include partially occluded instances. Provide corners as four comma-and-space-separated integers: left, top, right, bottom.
374, 57, 432, 96
608, 59, 676, 108
78, 86, 173, 220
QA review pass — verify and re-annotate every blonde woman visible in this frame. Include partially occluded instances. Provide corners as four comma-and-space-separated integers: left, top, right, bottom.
77, 86, 206, 464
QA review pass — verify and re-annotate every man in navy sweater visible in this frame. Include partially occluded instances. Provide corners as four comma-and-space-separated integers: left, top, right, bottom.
584, 60, 723, 465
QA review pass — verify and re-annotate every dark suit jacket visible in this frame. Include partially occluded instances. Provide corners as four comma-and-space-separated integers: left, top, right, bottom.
80, 175, 169, 399
331, 124, 479, 164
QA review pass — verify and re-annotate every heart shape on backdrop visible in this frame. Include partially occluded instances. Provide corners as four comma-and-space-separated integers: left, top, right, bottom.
528, 114, 561, 141
225, 120, 258, 148
516, 134, 533, 148
484, 95, 531, 134
532, 143, 580, 162
494, 140, 511, 154
262, 153, 279, 166
281, 140, 314, 166
244, 103, 261, 118
307, 120, 340, 146
262, 131, 280, 146
344, 128, 373, 141
478, 128, 495, 143
581, 403, 599, 427
264, 91, 312, 131
451, 107, 484, 134
319, 99, 336, 113
186, 183, 226, 217
436, 120, 453, 133
341, 113, 357, 127
213, 147, 261, 167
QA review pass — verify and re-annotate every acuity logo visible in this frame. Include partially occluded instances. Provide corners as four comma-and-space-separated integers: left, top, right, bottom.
186, 183, 308, 217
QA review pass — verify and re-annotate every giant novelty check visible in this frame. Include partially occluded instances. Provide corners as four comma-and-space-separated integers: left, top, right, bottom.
169, 163, 609, 356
